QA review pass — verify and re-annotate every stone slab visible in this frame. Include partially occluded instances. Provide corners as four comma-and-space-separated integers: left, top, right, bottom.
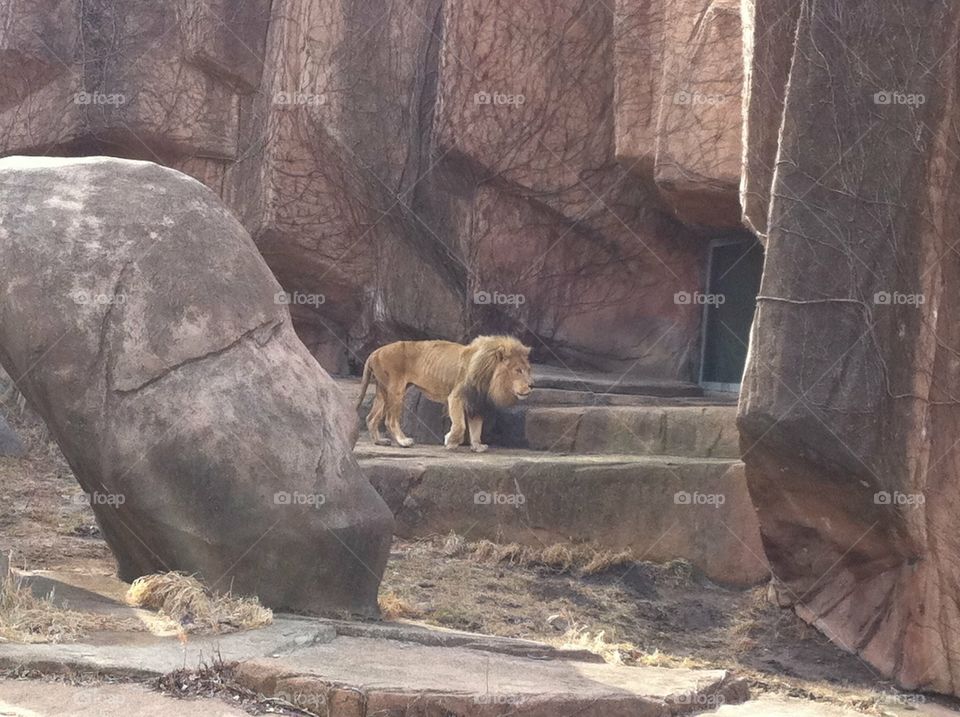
0, 679, 249, 717
358, 446, 768, 586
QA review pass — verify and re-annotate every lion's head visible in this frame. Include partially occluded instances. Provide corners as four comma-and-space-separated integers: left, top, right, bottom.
465, 336, 533, 411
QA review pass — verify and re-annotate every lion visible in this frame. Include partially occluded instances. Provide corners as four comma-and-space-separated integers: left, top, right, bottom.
356, 335, 533, 452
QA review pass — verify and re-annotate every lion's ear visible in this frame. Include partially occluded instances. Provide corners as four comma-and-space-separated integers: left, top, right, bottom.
496, 347, 506, 362
523, 345, 532, 357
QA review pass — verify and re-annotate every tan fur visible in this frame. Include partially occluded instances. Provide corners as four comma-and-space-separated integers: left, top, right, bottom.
357, 336, 533, 452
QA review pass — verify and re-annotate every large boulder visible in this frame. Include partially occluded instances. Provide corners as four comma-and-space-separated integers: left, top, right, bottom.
0, 156, 394, 616
739, 0, 960, 696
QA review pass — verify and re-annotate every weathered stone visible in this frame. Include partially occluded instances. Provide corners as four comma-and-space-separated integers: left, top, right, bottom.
466, 186, 706, 379
0, 414, 25, 457
521, 405, 739, 458
739, 0, 960, 696
360, 445, 768, 587
234, 638, 744, 717
655, 0, 744, 226
739, 0, 803, 239
0, 680, 252, 717
613, 0, 666, 173
0, 156, 393, 615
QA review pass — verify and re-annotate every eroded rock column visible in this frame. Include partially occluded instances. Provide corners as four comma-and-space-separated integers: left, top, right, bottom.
739, 0, 960, 696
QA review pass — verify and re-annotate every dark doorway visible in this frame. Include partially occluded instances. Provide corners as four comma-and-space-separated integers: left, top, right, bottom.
699, 237, 764, 390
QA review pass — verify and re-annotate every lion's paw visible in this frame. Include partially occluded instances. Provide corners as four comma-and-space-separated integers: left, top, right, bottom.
397, 437, 415, 447
444, 431, 462, 449
470, 443, 489, 453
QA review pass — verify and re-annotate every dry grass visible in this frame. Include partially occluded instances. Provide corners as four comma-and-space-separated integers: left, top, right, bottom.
558, 624, 634, 665
582, 549, 634, 575
464, 537, 635, 575
556, 620, 709, 669
378, 591, 420, 620
0, 572, 89, 644
125, 572, 272, 634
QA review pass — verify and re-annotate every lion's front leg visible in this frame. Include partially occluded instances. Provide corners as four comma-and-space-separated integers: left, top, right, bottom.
467, 415, 487, 453
444, 390, 466, 449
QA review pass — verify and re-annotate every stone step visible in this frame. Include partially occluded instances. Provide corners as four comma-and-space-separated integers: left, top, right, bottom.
531, 365, 704, 397
512, 404, 740, 458
521, 386, 736, 407
357, 445, 768, 587
343, 379, 740, 458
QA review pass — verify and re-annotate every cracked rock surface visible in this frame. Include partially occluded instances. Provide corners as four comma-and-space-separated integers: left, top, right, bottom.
0, 155, 394, 615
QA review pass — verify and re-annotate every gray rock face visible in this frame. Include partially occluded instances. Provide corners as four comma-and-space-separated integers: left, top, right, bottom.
0, 156, 394, 616
0, 414, 25, 457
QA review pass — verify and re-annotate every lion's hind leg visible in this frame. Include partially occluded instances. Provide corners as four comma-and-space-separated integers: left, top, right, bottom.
385, 387, 415, 447
367, 386, 391, 446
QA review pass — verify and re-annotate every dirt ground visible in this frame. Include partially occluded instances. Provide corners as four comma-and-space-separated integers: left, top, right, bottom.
1, 410, 957, 716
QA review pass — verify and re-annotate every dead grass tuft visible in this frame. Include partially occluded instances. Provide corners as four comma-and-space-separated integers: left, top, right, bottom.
0, 572, 89, 644
440, 532, 468, 558
537, 544, 575, 571
581, 549, 634, 575
558, 624, 635, 666
378, 591, 420, 620
466, 539, 636, 576
125, 572, 272, 634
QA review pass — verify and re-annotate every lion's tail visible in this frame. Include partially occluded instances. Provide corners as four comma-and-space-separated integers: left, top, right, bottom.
356, 356, 374, 410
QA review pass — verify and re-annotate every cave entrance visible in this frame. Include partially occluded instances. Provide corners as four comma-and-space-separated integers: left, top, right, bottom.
698, 236, 764, 392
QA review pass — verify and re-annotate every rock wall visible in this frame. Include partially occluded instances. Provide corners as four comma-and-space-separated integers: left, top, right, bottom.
0, 0, 747, 381
738, 0, 960, 697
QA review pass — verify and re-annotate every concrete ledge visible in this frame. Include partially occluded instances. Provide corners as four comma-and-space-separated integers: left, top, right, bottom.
359, 446, 769, 586
519, 405, 739, 457
232, 637, 750, 717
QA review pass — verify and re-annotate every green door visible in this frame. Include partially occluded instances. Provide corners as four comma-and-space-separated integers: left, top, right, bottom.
700, 239, 764, 388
